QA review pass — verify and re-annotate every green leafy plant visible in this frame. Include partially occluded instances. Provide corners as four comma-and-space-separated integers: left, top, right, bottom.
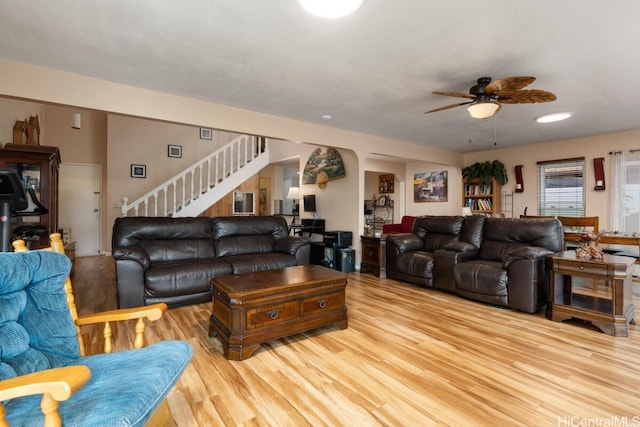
462, 160, 508, 187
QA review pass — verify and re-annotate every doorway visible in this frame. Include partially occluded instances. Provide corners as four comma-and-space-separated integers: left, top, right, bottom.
59, 163, 102, 256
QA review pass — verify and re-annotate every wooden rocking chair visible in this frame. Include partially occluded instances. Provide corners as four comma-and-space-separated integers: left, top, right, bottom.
0, 233, 192, 426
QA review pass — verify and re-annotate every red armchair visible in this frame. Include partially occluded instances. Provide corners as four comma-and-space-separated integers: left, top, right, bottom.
382, 215, 416, 234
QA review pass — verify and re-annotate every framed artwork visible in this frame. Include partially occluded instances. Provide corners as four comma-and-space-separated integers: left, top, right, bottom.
379, 174, 394, 193
302, 147, 346, 187
168, 144, 182, 158
131, 164, 146, 178
200, 128, 212, 140
414, 171, 448, 202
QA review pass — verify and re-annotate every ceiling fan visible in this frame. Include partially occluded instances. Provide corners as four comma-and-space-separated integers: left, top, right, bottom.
425, 76, 556, 119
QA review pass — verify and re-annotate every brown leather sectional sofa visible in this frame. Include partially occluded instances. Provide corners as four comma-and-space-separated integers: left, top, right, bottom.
386, 216, 564, 313
112, 215, 310, 308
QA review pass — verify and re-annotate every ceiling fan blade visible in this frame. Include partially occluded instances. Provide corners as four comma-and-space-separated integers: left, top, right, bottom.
425, 101, 473, 114
498, 89, 557, 104
485, 76, 536, 95
432, 91, 476, 100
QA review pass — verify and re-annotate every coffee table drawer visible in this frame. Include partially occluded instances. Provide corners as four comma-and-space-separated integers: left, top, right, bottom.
301, 291, 343, 316
246, 301, 299, 329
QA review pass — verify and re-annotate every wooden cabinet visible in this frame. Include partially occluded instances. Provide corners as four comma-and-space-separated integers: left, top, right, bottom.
360, 235, 387, 278
0, 144, 61, 249
462, 178, 502, 215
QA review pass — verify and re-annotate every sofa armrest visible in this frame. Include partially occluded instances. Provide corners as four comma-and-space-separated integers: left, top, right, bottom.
386, 233, 423, 254
112, 246, 151, 270
442, 241, 477, 253
503, 246, 553, 268
274, 236, 311, 264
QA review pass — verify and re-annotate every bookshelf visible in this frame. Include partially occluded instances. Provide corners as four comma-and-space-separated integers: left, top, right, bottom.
463, 178, 502, 215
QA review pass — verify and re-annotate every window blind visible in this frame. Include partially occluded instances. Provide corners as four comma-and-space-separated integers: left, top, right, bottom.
537, 158, 585, 217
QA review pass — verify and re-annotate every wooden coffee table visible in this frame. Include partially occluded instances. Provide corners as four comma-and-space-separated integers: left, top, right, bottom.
208, 265, 348, 360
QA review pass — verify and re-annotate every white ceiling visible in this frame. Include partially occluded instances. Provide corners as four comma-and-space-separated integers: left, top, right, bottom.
1, 0, 639, 153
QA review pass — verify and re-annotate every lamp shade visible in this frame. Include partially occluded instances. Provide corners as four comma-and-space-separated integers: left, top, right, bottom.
467, 102, 499, 119
286, 187, 300, 200
461, 207, 473, 216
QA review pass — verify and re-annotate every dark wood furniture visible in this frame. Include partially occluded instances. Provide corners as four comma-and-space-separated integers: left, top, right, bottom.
360, 235, 387, 278
546, 251, 636, 336
0, 144, 60, 249
208, 265, 348, 360
463, 177, 502, 216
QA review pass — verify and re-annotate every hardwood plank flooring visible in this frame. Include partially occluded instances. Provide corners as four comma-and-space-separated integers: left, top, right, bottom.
73, 256, 640, 426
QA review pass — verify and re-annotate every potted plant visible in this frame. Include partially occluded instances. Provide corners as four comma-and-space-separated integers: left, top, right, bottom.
462, 160, 508, 187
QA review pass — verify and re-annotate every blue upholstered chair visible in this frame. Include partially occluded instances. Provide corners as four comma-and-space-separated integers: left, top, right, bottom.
0, 235, 193, 426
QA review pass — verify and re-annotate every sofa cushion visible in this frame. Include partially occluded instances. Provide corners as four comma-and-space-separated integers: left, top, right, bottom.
141, 239, 217, 263
213, 216, 289, 257
145, 259, 232, 299
227, 253, 299, 274
454, 260, 508, 306
413, 216, 464, 251
5, 341, 193, 427
391, 251, 434, 279
0, 252, 78, 381
478, 240, 529, 262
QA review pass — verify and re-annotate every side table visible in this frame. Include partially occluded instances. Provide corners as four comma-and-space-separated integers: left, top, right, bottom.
360, 235, 386, 278
546, 251, 636, 336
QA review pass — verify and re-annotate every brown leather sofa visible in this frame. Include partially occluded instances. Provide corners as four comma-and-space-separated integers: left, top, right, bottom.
112, 215, 310, 308
386, 215, 485, 288
386, 216, 564, 313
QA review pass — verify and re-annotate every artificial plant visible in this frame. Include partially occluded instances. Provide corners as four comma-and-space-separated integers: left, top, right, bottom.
461, 160, 508, 187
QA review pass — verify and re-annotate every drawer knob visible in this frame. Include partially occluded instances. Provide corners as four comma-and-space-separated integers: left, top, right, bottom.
268, 309, 280, 320
318, 299, 327, 309
579, 265, 584, 270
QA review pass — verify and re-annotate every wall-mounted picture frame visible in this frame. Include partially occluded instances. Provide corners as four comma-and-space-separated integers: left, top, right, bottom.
414, 171, 448, 202
200, 128, 212, 140
379, 174, 394, 193
168, 144, 182, 158
131, 164, 146, 178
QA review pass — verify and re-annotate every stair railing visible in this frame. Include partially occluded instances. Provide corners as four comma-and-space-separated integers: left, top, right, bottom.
121, 135, 267, 217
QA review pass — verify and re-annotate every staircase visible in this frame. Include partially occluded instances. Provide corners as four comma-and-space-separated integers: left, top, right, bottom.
121, 135, 269, 217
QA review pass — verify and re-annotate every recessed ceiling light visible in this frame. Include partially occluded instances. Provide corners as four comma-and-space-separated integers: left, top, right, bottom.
536, 112, 572, 123
298, 0, 365, 18
321, 115, 333, 120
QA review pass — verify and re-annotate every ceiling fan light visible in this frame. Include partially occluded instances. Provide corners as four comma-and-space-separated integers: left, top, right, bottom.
297, 0, 365, 18
467, 102, 499, 119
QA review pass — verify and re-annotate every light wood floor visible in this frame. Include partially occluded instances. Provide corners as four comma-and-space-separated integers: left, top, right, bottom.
74, 256, 640, 427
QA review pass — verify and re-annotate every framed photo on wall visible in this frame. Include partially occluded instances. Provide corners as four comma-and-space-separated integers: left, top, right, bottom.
131, 164, 146, 178
379, 174, 394, 193
414, 171, 448, 202
200, 128, 212, 140
168, 144, 182, 158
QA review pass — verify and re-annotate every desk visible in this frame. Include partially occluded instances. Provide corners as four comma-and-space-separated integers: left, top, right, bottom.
565, 232, 640, 257
546, 251, 636, 336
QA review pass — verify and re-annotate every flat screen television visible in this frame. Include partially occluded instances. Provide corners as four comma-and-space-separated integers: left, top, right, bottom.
232, 191, 255, 215
303, 194, 316, 212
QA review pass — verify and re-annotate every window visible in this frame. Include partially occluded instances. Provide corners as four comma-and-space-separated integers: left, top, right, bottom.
611, 150, 640, 233
537, 158, 585, 217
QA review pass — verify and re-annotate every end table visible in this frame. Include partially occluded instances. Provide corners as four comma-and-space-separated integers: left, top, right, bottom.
546, 251, 636, 337
360, 235, 386, 278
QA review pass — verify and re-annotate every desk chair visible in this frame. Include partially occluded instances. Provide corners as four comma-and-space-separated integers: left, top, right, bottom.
0, 233, 192, 427
558, 216, 599, 250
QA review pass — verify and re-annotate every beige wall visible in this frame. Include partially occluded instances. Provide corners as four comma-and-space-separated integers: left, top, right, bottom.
0, 59, 463, 258
462, 129, 639, 230
2, 59, 639, 260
